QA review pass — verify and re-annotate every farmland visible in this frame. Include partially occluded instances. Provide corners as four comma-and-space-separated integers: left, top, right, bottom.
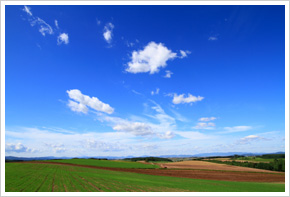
42, 159, 160, 169
5, 162, 285, 192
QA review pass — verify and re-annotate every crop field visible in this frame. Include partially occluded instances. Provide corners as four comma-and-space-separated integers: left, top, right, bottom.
5, 162, 285, 192
42, 159, 160, 169
234, 157, 283, 162
159, 160, 281, 173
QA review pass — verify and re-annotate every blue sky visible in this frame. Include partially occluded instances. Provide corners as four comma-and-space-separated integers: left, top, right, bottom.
5, 5, 285, 157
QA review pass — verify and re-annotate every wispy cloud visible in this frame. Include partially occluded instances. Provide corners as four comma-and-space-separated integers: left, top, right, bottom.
103, 23, 114, 44
126, 42, 178, 74
96, 18, 101, 25
67, 89, 114, 114
199, 117, 216, 122
22, 5, 32, 16
208, 36, 218, 41
172, 93, 204, 104
219, 126, 253, 134
54, 20, 59, 29
132, 90, 142, 96
151, 88, 160, 95
22, 6, 53, 36
164, 70, 173, 78
236, 135, 269, 145
21, 6, 69, 45
193, 122, 216, 130
179, 50, 191, 58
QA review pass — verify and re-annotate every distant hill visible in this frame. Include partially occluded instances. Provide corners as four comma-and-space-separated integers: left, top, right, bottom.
5, 152, 285, 161
124, 157, 172, 162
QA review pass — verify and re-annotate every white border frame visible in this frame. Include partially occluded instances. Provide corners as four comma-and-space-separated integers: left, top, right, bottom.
1, 1, 289, 196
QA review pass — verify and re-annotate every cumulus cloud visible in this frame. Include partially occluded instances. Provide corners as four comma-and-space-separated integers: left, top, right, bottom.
151, 88, 160, 95
57, 33, 69, 45
103, 23, 114, 44
208, 36, 218, 41
172, 93, 204, 104
67, 100, 88, 114
164, 70, 173, 78
67, 89, 114, 114
179, 50, 191, 58
199, 117, 216, 122
6, 143, 34, 153
126, 42, 177, 74
193, 122, 215, 130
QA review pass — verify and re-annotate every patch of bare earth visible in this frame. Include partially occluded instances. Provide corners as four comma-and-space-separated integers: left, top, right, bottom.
20, 161, 284, 183
160, 160, 278, 173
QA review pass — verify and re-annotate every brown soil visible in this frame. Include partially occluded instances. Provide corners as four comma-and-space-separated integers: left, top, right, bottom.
160, 160, 278, 173
18, 161, 284, 183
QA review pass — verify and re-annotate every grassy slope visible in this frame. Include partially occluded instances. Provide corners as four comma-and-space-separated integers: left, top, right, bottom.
235, 158, 275, 162
42, 159, 160, 169
5, 163, 285, 192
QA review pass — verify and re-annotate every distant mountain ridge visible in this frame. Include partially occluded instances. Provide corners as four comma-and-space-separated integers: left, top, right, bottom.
5, 151, 285, 161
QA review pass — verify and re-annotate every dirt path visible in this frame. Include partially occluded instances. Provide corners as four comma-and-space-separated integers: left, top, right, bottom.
17, 161, 285, 183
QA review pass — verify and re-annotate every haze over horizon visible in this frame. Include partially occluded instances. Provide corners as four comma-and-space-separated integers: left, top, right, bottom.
5, 5, 285, 157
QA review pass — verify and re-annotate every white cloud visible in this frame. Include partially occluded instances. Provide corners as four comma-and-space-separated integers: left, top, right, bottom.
67, 100, 88, 114
96, 100, 176, 139
220, 126, 253, 134
44, 143, 66, 153
96, 18, 101, 25
55, 20, 59, 29
151, 88, 160, 95
83, 139, 128, 152
236, 135, 268, 145
32, 17, 54, 36
67, 89, 114, 114
103, 23, 114, 44
199, 117, 216, 122
179, 50, 191, 58
172, 93, 204, 104
132, 90, 142, 96
157, 131, 175, 139
22, 6, 53, 36
113, 122, 155, 137
193, 122, 215, 130
126, 42, 177, 74
175, 131, 212, 140
6, 143, 35, 153
23, 5, 32, 16
57, 33, 69, 45
21, 6, 70, 45
208, 36, 218, 41
164, 70, 173, 78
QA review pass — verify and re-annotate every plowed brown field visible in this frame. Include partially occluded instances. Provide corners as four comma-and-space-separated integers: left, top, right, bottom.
159, 160, 279, 173
20, 161, 284, 183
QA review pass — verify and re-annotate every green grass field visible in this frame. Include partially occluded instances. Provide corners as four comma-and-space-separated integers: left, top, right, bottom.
5, 163, 285, 192
234, 157, 280, 162
42, 159, 160, 169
